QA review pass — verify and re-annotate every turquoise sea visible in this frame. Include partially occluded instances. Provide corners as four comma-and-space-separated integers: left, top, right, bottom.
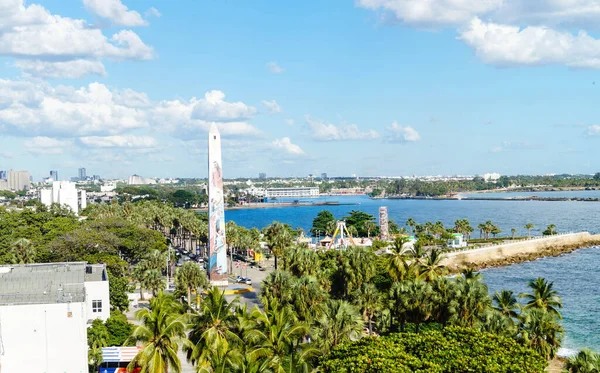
225, 192, 600, 352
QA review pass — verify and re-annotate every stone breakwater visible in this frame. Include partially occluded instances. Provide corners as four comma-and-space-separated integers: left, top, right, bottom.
443, 232, 600, 273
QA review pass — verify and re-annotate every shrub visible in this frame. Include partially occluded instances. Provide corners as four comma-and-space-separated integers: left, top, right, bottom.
320, 326, 547, 373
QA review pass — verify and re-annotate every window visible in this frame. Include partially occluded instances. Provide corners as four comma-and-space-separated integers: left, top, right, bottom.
92, 300, 102, 313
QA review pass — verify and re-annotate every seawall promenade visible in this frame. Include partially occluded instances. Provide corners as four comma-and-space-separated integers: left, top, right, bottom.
442, 232, 600, 271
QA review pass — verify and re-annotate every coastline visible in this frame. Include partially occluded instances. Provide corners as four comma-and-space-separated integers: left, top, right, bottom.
443, 232, 600, 273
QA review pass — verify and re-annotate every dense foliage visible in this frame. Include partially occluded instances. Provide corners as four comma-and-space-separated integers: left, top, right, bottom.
320, 327, 547, 373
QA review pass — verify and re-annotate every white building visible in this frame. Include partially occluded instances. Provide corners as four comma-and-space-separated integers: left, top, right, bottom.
101, 182, 117, 192
0, 262, 110, 373
447, 233, 468, 249
128, 174, 157, 185
40, 181, 87, 215
483, 173, 501, 182
5, 170, 30, 191
260, 187, 320, 199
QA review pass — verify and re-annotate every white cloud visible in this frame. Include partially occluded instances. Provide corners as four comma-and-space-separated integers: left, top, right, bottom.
489, 141, 541, 152
588, 125, 600, 135
0, 0, 153, 78
145, 7, 161, 18
83, 0, 147, 26
0, 81, 148, 137
357, 0, 502, 28
13, 59, 107, 79
285, 119, 294, 126
79, 135, 157, 148
261, 99, 282, 114
153, 96, 262, 139
459, 18, 600, 68
266, 61, 285, 74
23, 136, 72, 154
385, 122, 421, 142
494, 0, 600, 28
191, 90, 257, 122
114, 89, 152, 108
272, 137, 306, 156
305, 115, 380, 141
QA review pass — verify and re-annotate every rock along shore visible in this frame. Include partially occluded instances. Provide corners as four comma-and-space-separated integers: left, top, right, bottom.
443, 232, 600, 273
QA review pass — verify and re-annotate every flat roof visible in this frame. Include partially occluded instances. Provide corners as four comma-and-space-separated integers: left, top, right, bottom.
0, 262, 88, 306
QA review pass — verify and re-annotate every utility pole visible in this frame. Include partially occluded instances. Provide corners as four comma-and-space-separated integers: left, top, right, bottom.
166, 244, 171, 290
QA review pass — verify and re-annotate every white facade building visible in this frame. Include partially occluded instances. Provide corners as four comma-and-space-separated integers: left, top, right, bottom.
101, 182, 116, 192
128, 174, 157, 185
40, 181, 87, 215
6, 170, 30, 190
260, 187, 320, 198
0, 262, 110, 373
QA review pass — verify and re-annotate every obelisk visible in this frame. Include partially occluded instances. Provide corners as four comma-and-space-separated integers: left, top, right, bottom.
208, 123, 228, 286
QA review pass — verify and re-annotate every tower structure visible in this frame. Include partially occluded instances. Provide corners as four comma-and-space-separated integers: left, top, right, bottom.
208, 123, 228, 286
379, 206, 389, 241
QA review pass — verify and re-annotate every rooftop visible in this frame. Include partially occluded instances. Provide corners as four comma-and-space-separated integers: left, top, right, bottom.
0, 262, 101, 306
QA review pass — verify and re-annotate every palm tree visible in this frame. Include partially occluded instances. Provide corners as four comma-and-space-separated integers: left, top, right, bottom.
186, 287, 242, 367
519, 308, 563, 360
385, 236, 411, 281
406, 218, 416, 235
418, 248, 446, 282
404, 279, 434, 333
175, 261, 208, 307
264, 222, 292, 269
565, 349, 600, 373
126, 293, 187, 373
543, 224, 557, 236
520, 277, 563, 318
144, 269, 165, 297
354, 283, 381, 335
314, 299, 364, 353
511, 228, 516, 239
493, 290, 519, 319
9, 238, 36, 264
525, 223, 534, 239
364, 221, 377, 238
245, 300, 314, 373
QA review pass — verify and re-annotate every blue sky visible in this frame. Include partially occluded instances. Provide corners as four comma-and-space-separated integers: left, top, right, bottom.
1, 0, 600, 180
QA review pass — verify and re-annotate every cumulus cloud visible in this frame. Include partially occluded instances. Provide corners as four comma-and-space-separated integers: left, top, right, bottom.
266, 61, 284, 74
0, 80, 148, 137
191, 90, 257, 122
13, 59, 107, 79
359, 0, 600, 69
0, 0, 153, 78
459, 18, 600, 68
153, 96, 262, 139
23, 136, 72, 154
385, 122, 420, 142
83, 0, 147, 26
146, 7, 161, 18
78, 135, 157, 148
261, 100, 282, 114
588, 125, 600, 135
357, 0, 502, 28
272, 137, 305, 156
305, 115, 380, 141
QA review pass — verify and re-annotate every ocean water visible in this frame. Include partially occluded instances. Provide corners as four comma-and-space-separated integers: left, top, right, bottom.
226, 194, 600, 237
482, 247, 600, 353
461, 190, 600, 199
223, 194, 600, 352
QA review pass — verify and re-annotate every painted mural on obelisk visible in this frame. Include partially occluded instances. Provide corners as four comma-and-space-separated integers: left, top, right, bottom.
208, 123, 228, 286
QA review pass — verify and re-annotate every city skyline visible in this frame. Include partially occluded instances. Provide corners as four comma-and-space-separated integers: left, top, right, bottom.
1, 1, 600, 179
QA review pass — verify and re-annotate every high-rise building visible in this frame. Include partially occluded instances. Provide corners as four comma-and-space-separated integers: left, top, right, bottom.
7, 170, 30, 191
258, 173, 267, 180
0, 170, 6, 180
40, 181, 84, 215
321, 173, 328, 179
78, 167, 86, 180
50, 170, 58, 181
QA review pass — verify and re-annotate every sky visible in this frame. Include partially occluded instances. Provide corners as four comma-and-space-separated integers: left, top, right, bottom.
1, 0, 600, 180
